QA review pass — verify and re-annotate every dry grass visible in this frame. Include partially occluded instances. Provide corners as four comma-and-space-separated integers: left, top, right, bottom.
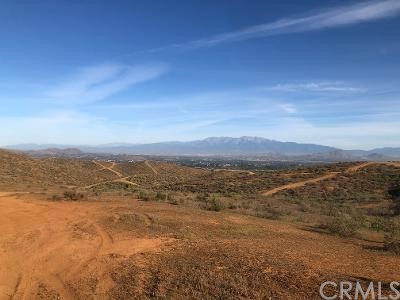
1, 149, 400, 298
98, 198, 400, 299
0, 149, 116, 191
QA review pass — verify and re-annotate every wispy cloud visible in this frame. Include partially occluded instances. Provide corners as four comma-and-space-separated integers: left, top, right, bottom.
151, 0, 400, 51
270, 82, 364, 93
2, 85, 400, 148
47, 63, 168, 103
279, 103, 297, 114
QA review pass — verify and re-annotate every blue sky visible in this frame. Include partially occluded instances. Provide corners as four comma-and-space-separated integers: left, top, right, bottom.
1, 0, 400, 149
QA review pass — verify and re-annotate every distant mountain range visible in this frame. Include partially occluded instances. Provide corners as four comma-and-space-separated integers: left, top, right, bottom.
5, 136, 400, 161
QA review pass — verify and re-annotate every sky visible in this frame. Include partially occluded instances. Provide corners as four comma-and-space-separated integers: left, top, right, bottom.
0, 0, 400, 149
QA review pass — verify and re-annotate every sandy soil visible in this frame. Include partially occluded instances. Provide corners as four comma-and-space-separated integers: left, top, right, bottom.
0, 193, 399, 299
0, 194, 172, 299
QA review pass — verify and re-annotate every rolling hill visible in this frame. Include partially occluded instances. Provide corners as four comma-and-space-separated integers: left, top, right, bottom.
0, 149, 400, 298
0, 149, 116, 190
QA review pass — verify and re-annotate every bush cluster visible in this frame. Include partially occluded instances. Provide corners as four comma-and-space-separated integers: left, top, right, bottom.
385, 221, 400, 254
324, 213, 359, 237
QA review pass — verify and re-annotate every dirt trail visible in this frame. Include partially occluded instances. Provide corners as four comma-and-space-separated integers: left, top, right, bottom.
81, 162, 138, 190
81, 177, 138, 190
93, 161, 124, 178
144, 160, 158, 175
344, 162, 375, 174
0, 195, 171, 299
115, 176, 139, 186
262, 161, 399, 197
214, 169, 255, 175
263, 172, 340, 196
384, 162, 400, 168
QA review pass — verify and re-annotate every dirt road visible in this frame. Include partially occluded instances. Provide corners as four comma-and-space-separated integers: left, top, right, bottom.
344, 162, 375, 174
81, 176, 138, 190
93, 161, 124, 178
262, 161, 400, 196
144, 160, 158, 175
81, 162, 138, 190
263, 172, 341, 196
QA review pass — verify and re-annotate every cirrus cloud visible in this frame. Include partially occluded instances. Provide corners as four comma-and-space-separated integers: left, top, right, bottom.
150, 0, 400, 51
269, 82, 364, 93
47, 63, 168, 103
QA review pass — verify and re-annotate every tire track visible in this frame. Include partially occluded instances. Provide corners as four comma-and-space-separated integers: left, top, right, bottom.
9, 275, 22, 300
145, 160, 159, 175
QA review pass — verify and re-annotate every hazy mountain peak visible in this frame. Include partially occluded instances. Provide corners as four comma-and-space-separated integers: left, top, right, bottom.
5, 137, 400, 159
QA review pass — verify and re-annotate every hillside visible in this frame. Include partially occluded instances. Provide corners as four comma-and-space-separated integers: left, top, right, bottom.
0, 149, 116, 191
1, 150, 400, 298
24, 148, 85, 157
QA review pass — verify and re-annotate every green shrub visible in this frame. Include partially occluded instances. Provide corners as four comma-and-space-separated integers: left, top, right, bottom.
324, 213, 358, 237
196, 193, 209, 202
63, 191, 86, 201
138, 191, 153, 201
51, 194, 62, 201
385, 222, 400, 254
227, 202, 237, 209
202, 197, 225, 212
254, 205, 282, 220
364, 216, 387, 231
156, 191, 167, 201
167, 196, 179, 205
